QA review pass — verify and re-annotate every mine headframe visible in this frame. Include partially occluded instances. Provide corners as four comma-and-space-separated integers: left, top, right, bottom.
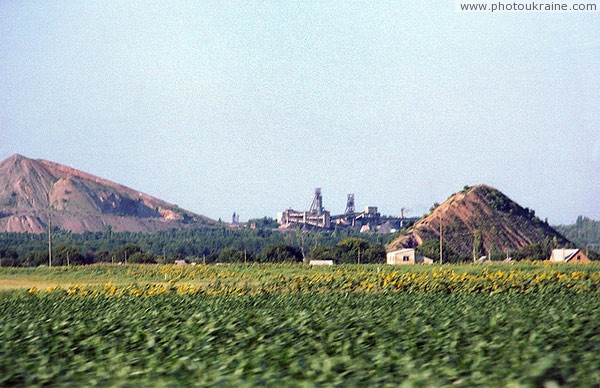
345, 194, 355, 215
309, 188, 324, 215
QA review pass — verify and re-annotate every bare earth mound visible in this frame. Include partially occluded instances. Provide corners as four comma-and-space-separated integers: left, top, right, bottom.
388, 185, 568, 257
0, 154, 215, 233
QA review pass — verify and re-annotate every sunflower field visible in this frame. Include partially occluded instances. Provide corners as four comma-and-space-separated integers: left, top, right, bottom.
1, 262, 599, 386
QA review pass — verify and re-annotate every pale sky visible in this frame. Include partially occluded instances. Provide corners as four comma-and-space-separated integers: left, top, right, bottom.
1, 1, 599, 224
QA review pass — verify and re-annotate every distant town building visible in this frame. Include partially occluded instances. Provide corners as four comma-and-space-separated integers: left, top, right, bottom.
386, 248, 433, 265
549, 249, 590, 263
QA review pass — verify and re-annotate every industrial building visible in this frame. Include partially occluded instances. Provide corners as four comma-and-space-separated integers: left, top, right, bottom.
277, 188, 415, 233
277, 188, 331, 229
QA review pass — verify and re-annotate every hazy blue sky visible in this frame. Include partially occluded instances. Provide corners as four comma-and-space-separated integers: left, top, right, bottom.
1, 1, 598, 224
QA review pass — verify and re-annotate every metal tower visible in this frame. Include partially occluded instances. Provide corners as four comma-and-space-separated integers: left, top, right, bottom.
309, 188, 324, 215
345, 194, 355, 214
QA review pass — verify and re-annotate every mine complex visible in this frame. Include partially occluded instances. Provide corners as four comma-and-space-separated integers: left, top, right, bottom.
277, 188, 415, 233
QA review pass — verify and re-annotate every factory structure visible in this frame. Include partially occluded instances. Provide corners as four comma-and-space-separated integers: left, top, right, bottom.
277, 188, 416, 233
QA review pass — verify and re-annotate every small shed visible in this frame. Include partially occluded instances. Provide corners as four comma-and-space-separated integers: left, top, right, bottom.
549, 249, 590, 263
309, 260, 334, 266
386, 248, 433, 265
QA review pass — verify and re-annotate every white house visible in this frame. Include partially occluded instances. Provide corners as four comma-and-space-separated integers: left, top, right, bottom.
386, 248, 433, 265
549, 249, 590, 263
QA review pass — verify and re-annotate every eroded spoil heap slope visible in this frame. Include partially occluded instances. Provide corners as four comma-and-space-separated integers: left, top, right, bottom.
0, 154, 215, 233
388, 185, 568, 258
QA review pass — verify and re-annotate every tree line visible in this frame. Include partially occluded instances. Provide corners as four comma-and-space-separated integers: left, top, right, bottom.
556, 216, 600, 249
2, 217, 596, 267
0, 225, 395, 267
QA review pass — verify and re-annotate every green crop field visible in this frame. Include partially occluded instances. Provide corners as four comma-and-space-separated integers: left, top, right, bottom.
1, 263, 599, 386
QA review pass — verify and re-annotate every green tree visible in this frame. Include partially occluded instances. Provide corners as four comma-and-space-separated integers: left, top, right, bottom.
337, 238, 370, 264
512, 243, 547, 261
23, 251, 47, 267
0, 248, 19, 267
247, 217, 278, 229
111, 244, 144, 263
417, 240, 461, 263
488, 243, 498, 261
128, 251, 157, 264
360, 244, 386, 264
218, 247, 247, 263
306, 246, 338, 262
258, 244, 303, 263
472, 230, 484, 262
53, 244, 86, 266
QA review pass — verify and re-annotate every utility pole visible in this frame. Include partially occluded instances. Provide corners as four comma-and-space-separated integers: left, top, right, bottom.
439, 213, 443, 265
47, 191, 52, 268
472, 231, 476, 263
586, 244, 590, 258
